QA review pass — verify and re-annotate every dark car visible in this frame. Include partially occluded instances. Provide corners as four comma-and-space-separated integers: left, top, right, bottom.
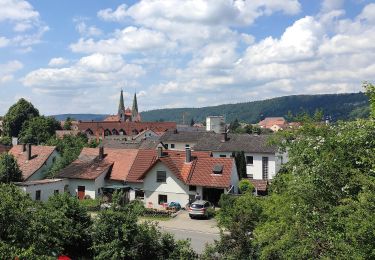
188, 200, 214, 219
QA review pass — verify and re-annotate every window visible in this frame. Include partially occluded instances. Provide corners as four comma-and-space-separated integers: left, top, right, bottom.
246, 156, 254, 165
219, 154, 226, 158
158, 194, 168, 205
35, 190, 41, 201
165, 144, 169, 149
171, 144, 175, 149
98, 188, 101, 195
189, 185, 197, 191
54, 190, 59, 194
185, 144, 190, 148
135, 190, 145, 199
262, 157, 269, 180
156, 171, 167, 182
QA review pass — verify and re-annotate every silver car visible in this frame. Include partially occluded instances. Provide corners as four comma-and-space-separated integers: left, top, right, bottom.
188, 200, 214, 219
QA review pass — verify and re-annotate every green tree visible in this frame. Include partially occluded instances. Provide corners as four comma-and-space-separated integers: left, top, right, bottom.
0, 136, 12, 146
19, 116, 61, 144
0, 153, 22, 183
364, 82, 375, 119
229, 118, 240, 132
202, 193, 262, 259
44, 193, 92, 258
313, 108, 324, 122
190, 118, 195, 126
91, 200, 197, 259
232, 151, 247, 178
63, 117, 73, 130
239, 179, 255, 194
3, 98, 39, 137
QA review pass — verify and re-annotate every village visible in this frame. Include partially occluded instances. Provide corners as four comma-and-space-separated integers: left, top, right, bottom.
0, 91, 293, 207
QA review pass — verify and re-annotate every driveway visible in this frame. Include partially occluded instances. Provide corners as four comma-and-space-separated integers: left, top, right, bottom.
156, 210, 220, 254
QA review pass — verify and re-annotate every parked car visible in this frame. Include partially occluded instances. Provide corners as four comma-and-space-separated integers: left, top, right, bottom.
168, 201, 181, 211
188, 200, 214, 219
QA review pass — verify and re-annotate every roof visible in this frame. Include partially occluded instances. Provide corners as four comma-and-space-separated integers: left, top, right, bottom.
73, 147, 140, 181
127, 149, 235, 188
193, 133, 277, 154
102, 137, 161, 150
57, 157, 113, 180
9, 145, 57, 180
258, 117, 287, 128
160, 129, 215, 143
249, 179, 268, 192
14, 178, 66, 186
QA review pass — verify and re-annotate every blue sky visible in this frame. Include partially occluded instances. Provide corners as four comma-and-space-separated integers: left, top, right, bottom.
0, 0, 374, 115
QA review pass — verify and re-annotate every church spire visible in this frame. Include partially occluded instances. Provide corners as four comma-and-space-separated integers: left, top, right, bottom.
132, 92, 139, 120
118, 89, 125, 120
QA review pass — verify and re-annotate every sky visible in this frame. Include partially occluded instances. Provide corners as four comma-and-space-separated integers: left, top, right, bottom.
0, 0, 374, 115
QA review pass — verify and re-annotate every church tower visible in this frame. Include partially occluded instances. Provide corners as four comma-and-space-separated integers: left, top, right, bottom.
131, 93, 138, 119
118, 89, 126, 121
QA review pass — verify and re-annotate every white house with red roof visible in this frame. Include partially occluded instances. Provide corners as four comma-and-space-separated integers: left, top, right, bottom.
9, 144, 59, 181
127, 146, 239, 207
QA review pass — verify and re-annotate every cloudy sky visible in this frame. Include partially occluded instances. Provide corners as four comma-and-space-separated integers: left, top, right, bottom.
0, 0, 374, 115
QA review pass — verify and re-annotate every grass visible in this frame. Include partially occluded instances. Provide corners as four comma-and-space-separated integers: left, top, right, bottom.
140, 215, 172, 221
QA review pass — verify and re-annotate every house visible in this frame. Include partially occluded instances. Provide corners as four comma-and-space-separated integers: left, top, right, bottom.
258, 117, 287, 132
57, 147, 139, 199
160, 129, 215, 150
132, 129, 161, 141
126, 146, 239, 207
9, 144, 59, 181
193, 133, 286, 180
206, 116, 225, 133
14, 178, 68, 201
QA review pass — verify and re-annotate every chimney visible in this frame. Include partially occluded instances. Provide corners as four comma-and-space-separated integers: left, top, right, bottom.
22, 143, 26, 152
185, 147, 192, 163
99, 146, 104, 160
27, 143, 32, 160
157, 143, 163, 158
221, 126, 228, 142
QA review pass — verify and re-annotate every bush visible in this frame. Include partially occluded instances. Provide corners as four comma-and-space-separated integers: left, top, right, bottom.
239, 179, 255, 194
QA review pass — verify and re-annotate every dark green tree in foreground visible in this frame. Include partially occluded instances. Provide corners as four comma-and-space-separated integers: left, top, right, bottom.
91, 194, 197, 259
63, 117, 73, 130
0, 153, 22, 183
19, 116, 61, 144
232, 151, 247, 178
204, 83, 375, 259
2, 98, 39, 137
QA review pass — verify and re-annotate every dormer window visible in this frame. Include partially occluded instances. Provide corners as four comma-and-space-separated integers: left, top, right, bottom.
213, 164, 223, 174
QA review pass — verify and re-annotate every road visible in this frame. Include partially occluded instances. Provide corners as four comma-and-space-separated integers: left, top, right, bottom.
161, 226, 220, 254
156, 211, 220, 254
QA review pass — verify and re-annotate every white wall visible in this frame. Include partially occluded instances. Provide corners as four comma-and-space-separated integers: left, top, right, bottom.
212, 151, 278, 180
28, 150, 60, 181
67, 170, 108, 199
143, 162, 192, 209
206, 116, 224, 133
133, 130, 158, 141
163, 141, 196, 151
18, 179, 68, 201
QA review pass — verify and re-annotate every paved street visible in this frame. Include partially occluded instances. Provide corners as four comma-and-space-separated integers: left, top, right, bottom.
156, 211, 220, 254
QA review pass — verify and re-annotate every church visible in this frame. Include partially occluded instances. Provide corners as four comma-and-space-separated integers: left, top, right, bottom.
104, 90, 141, 122
75, 90, 176, 139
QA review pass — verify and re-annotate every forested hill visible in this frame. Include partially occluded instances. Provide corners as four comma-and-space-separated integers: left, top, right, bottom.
51, 93, 369, 123
141, 92, 369, 123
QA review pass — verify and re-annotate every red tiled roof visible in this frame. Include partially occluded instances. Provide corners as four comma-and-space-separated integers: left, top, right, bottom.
57, 158, 113, 180
128, 149, 235, 188
258, 117, 287, 128
126, 149, 157, 183
9, 145, 57, 180
187, 157, 234, 188
77, 121, 176, 136
249, 179, 268, 192
78, 147, 139, 181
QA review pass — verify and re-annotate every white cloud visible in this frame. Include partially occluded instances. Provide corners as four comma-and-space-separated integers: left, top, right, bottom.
0, 0, 48, 50
70, 26, 174, 54
98, 4, 128, 22
0, 0, 39, 22
321, 0, 344, 13
0, 60, 23, 84
22, 53, 145, 91
0, 36, 10, 47
75, 21, 102, 37
48, 57, 69, 67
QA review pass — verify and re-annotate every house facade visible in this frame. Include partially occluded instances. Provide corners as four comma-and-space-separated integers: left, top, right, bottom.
15, 179, 68, 201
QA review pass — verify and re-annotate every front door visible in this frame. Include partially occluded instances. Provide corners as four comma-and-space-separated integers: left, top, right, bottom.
77, 186, 85, 200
